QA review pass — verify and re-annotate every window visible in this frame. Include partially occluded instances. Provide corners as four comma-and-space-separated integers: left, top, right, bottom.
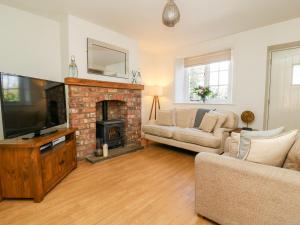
2, 75, 20, 102
183, 50, 232, 103
292, 64, 300, 85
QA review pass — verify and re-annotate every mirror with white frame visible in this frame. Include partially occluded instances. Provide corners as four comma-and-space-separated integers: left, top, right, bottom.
87, 38, 129, 78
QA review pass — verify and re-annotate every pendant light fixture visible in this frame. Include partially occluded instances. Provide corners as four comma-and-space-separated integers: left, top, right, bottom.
162, 0, 181, 27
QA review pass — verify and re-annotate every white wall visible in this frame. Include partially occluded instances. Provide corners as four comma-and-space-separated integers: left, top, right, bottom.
0, 7, 141, 139
142, 18, 300, 129
0, 4, 62, 139
0, 4, 62, 82
66, 15, 139, 83
140, 50, 158, 124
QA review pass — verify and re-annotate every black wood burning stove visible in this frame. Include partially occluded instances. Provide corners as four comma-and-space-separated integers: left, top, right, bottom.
96, 101, 125, 149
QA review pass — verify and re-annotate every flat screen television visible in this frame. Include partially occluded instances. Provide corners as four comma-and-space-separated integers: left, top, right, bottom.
0, 73, 67, 138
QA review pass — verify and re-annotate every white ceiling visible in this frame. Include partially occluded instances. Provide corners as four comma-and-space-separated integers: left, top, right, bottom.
1, 0, 300, 53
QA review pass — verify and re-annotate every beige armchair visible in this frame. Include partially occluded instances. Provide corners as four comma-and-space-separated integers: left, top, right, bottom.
195, 151, 300, 225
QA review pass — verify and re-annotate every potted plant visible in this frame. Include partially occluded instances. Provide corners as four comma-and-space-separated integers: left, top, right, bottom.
193, 86, 215, 103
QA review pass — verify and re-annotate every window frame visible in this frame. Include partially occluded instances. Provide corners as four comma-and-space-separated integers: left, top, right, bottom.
184, 60, 233, 104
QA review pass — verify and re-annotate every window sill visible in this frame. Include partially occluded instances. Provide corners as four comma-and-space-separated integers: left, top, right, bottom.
174, 101, 235, 106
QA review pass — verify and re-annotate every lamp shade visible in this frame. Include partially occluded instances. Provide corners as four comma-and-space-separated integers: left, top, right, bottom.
145, 85, 164, 97
162, 0, 180, 27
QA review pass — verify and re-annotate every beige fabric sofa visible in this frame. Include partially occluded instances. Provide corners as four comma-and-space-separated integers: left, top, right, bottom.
195, 136, 300, 225
142, 110, 239, 154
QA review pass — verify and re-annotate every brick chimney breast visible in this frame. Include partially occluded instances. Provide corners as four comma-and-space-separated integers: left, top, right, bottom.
65, 78, 143, 159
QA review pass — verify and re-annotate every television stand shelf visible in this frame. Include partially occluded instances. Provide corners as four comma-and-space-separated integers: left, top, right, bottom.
0, 128, 77, 202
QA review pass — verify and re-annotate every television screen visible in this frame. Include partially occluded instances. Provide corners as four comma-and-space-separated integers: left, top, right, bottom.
0, 73, 67, 138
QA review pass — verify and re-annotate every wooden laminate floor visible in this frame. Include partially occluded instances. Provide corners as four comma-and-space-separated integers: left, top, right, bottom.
0, 144, 215, 225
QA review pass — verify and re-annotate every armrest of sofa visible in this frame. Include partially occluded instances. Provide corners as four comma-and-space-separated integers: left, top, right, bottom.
195, 153, 300, 225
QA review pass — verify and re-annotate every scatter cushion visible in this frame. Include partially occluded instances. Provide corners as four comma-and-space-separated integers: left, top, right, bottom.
194, 108, 211, 128
175, 108, 197, 128
209, 111, 227, 130
231, 132, 241, 143
244, 130, 298, 167
156, 110, 175, 126
223, 152, 238, 158
238, 127, 285, 159
174, 128, 221, 148
283, 137, 300, 171
227, 133, 240, 157
199, 113, 218, 133
142, 125, 176, 138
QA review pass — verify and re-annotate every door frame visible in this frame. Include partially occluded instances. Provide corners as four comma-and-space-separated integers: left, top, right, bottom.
264, 41, 300, 129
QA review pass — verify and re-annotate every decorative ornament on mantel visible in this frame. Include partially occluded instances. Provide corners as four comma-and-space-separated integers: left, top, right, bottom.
162, 0, 181, 27
68, 55, 78, 77
130, 70, 141, 84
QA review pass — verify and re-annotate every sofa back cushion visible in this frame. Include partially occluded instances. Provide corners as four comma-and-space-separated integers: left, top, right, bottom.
156, 110, 175, 126
209, 111, 227, 130
194, 108, 211, 128
283, 136, 300, 171
244, 130, 298, 167
238, 127, 285, 159
175, 108, 197, 128
200, 113, 218, 133
215, 110, 238, 129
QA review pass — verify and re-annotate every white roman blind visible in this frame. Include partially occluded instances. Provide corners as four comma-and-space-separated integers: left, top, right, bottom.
184, 49, 231, 68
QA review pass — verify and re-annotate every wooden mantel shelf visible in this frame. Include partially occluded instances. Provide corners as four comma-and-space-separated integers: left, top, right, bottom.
64, 77, 144, 90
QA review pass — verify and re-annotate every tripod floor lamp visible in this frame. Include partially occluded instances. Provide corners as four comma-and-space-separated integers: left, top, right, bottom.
147, 86, 163, 120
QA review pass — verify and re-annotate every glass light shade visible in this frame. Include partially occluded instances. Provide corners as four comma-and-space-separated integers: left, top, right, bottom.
146, 85, 164, 97
162, 0, 180, 27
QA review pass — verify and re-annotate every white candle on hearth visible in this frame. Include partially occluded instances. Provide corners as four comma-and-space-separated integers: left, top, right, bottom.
103, 144, 108, 157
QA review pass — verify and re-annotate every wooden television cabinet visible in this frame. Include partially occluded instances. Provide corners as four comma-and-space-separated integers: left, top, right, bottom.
0, 128, 77, 202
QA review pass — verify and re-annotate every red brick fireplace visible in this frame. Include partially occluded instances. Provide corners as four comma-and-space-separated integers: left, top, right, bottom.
65, 78, 144, 158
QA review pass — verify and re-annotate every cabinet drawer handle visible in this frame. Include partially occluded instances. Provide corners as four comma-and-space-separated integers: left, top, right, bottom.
59, 160, 65, 165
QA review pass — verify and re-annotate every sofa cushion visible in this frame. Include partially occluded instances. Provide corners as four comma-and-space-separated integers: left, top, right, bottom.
174, 128, 221, 148
194, 108, 211, 128
200, 113, 218, 133
215, 110, 238, 129
156, 110, 175, 126
209, 111, 227, 130
142, 125, 176, 138
283, 137, 300, 171
175, 108, 197, 128
238, 127, 285, 159
244, 130, 298, 167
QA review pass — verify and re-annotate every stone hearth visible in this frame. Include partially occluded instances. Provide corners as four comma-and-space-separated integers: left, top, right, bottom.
65, 78, 144, 158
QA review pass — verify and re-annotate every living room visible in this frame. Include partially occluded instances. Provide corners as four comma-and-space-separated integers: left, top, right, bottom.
0, 1, 300, 225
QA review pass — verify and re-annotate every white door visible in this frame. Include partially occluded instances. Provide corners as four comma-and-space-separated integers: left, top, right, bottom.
267, 47, 300, 130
